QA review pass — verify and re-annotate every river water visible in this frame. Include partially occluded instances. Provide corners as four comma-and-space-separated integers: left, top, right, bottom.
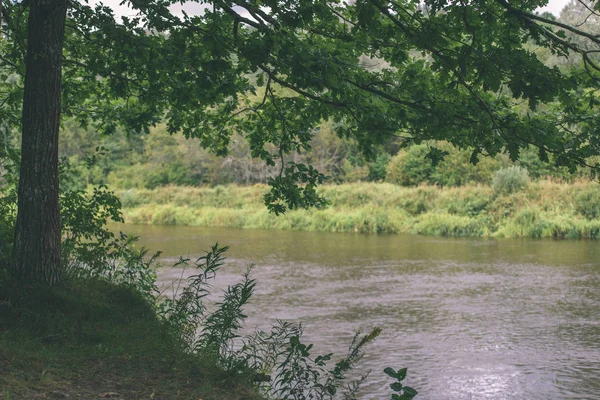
116, 224, 600, 400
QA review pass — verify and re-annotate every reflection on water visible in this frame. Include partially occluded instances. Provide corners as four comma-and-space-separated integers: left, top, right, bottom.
113, 224, 600, 400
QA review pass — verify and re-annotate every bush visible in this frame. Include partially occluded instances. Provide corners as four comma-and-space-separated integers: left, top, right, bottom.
516, 146, 571, 181
492, 166, 530, 195
386, 144, 434, 186
368, 153, 391, 181
338, 158, 369, 183
60, 168, 160, 300
430, 143, 506, 187
387, 142, 506, 187
574, 186, 600, 220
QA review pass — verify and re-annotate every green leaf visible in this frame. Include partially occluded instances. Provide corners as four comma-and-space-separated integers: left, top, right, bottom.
403, 386, 418, 397
384, 367, 398, 378
397, 368, 407, 381
390, 382, 403, 392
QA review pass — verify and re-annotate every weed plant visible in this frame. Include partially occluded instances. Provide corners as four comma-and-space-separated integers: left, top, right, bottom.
156, 243, 417, 399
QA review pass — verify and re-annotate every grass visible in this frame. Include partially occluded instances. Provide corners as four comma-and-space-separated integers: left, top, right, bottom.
0, 278, 263, 400
116, 181, 600, 239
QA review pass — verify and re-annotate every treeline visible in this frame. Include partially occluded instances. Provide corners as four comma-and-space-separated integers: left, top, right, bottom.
52, 117, 596, 191
56, 119, 393, 189
1, 109, 595, 192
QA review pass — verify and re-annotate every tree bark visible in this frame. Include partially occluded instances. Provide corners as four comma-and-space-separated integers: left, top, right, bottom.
10, 0, 67, 286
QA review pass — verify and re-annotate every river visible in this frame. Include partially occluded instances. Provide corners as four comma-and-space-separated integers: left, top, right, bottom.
115, 224, 600, 400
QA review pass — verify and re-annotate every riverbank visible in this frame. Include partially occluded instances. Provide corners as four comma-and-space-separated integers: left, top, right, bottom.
117, 181, 600, 239
0, 279, 262, 400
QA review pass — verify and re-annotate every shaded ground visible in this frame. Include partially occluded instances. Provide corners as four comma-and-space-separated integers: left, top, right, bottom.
0, 280, 262, 400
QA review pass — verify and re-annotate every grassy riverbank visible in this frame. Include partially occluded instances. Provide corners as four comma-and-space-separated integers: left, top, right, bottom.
118, 181, 600, 239
0, 279, 262, 400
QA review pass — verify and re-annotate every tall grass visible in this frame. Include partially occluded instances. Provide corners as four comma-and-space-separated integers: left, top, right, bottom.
118, 181, 600, 239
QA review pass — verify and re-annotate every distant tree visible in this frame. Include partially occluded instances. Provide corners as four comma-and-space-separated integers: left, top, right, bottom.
559, 1, 600, 54
560, 0, 600, 30
1, 0, 599, 285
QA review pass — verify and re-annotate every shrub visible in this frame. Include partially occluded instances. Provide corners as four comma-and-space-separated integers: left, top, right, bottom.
516, 146, 572, 181
106, 163, 146, 188
338, 158, 369, 183
386, 144, 434, 186
387, 142, 506, 188
492, 166, 530, 195
60, 176, 160, 300
430, 143, 506, 187
580, 219, 600, 238
368, 153, 391, 181
119, 189, 141, 208
157, 244, 416, 400
574, 186, 600, 220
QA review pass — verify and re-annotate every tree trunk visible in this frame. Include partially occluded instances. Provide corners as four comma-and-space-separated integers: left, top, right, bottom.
10, 0, 67, 286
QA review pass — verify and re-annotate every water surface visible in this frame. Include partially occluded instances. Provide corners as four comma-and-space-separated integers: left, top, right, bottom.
115, 224, 600, 400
